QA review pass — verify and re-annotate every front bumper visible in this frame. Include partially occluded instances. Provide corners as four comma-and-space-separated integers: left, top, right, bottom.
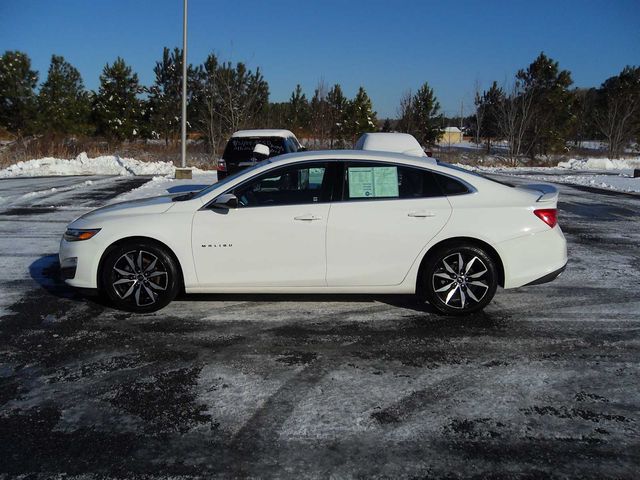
59, 236, 101, 289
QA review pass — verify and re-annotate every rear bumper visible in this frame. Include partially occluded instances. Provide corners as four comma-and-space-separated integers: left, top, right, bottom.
497, 225, 568, 289
524, 262, 567, 286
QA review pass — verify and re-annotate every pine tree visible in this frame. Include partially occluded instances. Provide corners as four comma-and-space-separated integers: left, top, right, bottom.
411, 82, 441, 146
38, 55, 91, 135
475, 81, 504, 152
287, 84, 309, 136
93, 57, 142, 140
327, 84, 348, 147
516, 52, 574, 156
346, 86, 377, 145
309, 80, 329, 147
0, 51, 38, 136
148, 47, 197, 145
381, 118, 392, 132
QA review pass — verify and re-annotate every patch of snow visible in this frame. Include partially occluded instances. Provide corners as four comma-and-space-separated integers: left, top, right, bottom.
557, 157, 640, 171
0, 152, 212, 178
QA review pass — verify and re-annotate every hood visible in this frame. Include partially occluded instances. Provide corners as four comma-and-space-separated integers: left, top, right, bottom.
80, 194, 177, 220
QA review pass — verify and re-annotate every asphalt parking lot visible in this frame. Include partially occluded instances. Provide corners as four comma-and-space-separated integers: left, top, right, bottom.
0, 175, 639, 479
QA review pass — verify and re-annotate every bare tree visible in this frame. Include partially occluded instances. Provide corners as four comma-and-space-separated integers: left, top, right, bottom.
196, 56, 269, 156
497, 81, 536, 166
396, 89, 413, 133
593, 67, 640, 158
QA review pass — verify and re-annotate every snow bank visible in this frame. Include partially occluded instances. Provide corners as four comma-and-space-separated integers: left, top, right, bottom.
519, 173, 640, 194
557, 157, 640, 171
0, 152, 210, 178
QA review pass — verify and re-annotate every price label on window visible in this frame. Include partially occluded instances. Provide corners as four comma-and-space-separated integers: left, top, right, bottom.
348, 166, 399, 198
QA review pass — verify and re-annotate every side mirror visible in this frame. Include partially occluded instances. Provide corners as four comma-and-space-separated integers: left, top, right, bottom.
211, 193, 238, 209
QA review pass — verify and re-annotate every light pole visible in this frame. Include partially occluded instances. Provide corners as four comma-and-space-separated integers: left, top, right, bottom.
176, 0, 192, 178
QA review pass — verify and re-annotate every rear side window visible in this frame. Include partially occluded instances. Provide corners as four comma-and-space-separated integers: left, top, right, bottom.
433, 173, 469, 195
344, 163, 443, 200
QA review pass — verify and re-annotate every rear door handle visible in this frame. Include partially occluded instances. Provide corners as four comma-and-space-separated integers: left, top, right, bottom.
294, 214, 322, 221
408, 211, 436, 218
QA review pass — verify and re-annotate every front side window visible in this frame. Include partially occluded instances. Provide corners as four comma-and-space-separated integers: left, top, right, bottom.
233, 163, 329, 207
344, 163, 443, 200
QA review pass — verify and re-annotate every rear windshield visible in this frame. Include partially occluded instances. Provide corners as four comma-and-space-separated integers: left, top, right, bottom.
223, 136, 293, 162
436, 160, 515, 188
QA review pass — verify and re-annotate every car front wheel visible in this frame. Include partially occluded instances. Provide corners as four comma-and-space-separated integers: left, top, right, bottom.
101, 241, 181, 312
423, 244, 498, 315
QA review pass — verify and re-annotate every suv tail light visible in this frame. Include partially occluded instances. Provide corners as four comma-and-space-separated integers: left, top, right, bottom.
534, 208, 557, 228
217, 159, 227, 172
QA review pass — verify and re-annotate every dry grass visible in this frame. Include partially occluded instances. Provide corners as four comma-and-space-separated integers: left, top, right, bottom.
0, 136, 217, 170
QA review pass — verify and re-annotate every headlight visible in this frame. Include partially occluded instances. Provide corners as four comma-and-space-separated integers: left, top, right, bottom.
63, 228, 101, 242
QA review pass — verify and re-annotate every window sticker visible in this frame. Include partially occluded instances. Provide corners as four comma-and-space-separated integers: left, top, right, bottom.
309, 168, 324, 187
348, 166, 399, 198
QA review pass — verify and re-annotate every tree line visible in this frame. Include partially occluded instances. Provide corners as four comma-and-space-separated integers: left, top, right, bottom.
1, 49, 638, 159
473, 53, 640, 159
0, 49, 378, 154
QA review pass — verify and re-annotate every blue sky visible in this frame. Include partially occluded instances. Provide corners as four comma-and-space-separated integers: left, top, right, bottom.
1, 0, 639, 118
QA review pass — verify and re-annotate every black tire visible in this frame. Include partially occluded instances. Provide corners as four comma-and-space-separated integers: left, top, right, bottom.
422, 243, 498, 316
100, 240, 181, 313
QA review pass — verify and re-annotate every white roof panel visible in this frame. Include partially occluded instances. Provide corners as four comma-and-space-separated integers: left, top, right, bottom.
231, 129, 296, 138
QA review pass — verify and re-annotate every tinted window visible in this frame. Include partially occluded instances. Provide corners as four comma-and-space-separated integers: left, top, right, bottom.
223, 137, 287, 163
344, 163, 442, 200
234, 164, 329, 207
433, 173, 469, 195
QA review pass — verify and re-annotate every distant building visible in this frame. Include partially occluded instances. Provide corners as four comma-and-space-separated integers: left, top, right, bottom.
439, 126, 463, 144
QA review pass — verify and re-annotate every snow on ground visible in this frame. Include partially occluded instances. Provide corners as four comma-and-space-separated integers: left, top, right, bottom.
113, 172, 218, 202
0, 152, 213, 178
456, 156, 640, 194
557, 157, 640, 171
513, 172, 639, 193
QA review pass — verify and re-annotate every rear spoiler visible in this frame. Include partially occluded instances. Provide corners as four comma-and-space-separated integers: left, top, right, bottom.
516, 183, 559, 203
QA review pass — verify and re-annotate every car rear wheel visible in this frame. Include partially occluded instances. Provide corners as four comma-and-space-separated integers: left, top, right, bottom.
101, 241, 181, 313
422, 244, 498, 315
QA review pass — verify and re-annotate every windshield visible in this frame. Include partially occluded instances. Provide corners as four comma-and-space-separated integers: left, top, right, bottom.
436, 160, 515, 187
192, 159, 272, 199
223, 136, 291, 162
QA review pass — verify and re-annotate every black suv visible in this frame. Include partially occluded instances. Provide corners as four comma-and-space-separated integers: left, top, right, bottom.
217, 129, 304, 179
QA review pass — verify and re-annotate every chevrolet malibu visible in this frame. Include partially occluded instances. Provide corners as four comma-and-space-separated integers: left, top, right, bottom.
59, 149, 567, 315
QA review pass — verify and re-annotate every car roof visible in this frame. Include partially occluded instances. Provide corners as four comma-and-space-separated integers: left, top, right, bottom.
231, 129, 297, 139
268, 149, 438, 167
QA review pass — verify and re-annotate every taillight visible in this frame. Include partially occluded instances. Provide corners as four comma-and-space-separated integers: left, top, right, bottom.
534, 208, 557, 228
217, 159, 227, 171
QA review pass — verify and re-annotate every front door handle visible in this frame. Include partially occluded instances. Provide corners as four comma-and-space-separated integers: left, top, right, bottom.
294, 214, 322, 221
408, 211, 436, 218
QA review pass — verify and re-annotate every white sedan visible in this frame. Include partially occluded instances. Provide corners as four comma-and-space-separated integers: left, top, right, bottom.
59, 148, 567, 315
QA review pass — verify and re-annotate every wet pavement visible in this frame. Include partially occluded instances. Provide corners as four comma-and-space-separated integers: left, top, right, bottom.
0, 175, 639, 479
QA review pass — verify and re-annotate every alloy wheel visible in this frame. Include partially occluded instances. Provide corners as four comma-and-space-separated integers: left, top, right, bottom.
111, 250, 169, 307
431, 252, 490, 310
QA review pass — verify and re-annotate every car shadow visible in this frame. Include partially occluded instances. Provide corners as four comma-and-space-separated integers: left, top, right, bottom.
178, 292, 439, 314
29, 255, 440, 315
29, 254, 82, 300
166, 185, 210, 194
